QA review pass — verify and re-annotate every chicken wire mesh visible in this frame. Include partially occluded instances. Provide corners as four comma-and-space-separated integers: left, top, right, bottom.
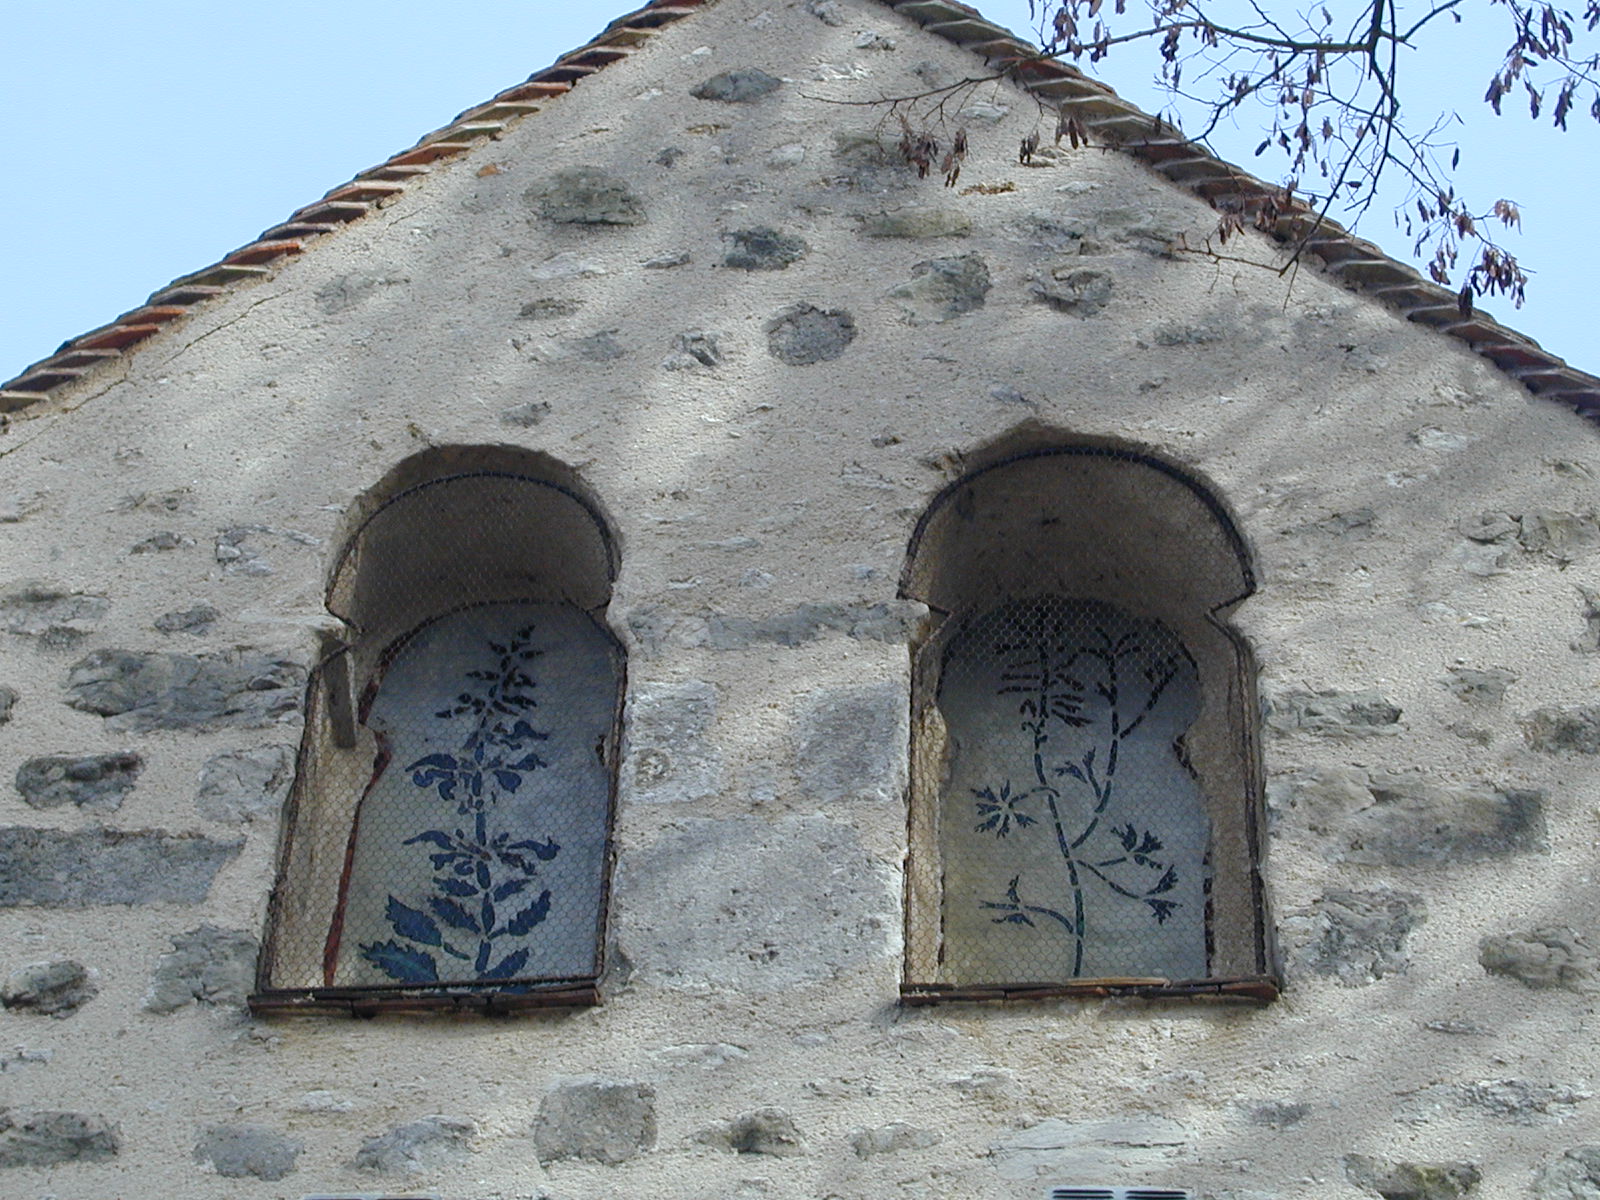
900, 445, 1272, 994
257, 470, 622, 1004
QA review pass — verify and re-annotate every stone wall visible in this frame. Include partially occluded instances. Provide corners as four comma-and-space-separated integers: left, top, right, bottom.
2, 0, 1599, 1196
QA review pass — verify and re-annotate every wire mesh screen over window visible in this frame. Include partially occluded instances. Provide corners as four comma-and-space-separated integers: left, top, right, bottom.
256, 448, 623, 1009
901, 443, 1275, 998
939, 598, 1206, 982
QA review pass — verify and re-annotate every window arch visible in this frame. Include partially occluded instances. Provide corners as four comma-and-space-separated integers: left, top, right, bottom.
899, 438, 1277, 1002
253, 446, 624, 1014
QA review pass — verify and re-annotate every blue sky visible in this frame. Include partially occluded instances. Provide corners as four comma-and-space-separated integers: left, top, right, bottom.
3, 1, 1593, 383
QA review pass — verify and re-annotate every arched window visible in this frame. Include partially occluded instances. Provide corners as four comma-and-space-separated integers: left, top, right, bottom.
253, 447, 623, 1014
899, 439, 1277, 1002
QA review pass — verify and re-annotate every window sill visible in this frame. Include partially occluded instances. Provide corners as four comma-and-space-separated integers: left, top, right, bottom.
899, 976, 1280, 1005
248, 982, 599, 1017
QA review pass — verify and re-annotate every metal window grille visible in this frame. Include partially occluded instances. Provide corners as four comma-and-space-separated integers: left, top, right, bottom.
900, 444, 1278, 1003
254, 461, 623, 1015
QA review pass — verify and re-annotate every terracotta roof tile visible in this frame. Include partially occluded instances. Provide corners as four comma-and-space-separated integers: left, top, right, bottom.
4, 0, 1597, 425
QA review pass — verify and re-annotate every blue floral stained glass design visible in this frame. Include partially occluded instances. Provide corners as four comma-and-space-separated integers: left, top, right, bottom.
936, 597, 1209, 983
330, 601, 618, 987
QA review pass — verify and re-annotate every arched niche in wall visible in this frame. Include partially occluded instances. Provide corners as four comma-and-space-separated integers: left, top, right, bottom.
253, 445, 624, 1014
899, 436, 1277, 1002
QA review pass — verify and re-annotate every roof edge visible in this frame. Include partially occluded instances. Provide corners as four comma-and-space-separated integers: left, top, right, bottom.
5, 0, 1598, 426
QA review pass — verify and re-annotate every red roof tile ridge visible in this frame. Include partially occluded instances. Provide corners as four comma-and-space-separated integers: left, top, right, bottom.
3, 0, 1597, 426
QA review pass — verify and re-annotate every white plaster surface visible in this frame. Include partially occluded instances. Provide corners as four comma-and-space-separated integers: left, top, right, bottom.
2, 0, 1600, 1196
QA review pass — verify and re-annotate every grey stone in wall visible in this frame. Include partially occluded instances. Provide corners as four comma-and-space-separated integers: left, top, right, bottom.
352, 1116, 475, 1174
195, 746, 293, 823
518, 297, 583, 319
1244, 1100, 1311, 1129
1460, 1079, 1590, 1123
1, 960, 96, 1017
1285, 889, 1425, 986
1574, 587, 1600, 653
500, 400, 551, 427
315, 272, 408, 314
795, 682, 907, 804
0, 491, 46, 523
849, 1122, 941, 1157
1524, 706, 1600, 754
1273, 769, 1545, 866
624, 680, 721, 805
1263, 688, 1401, 737
1030, 266, 1114, 316
65, 648, 305, 731
691, 69, 781, 102
806, 0, 845, 25
766, 304, 856, 365
131, 531, 190, 553
0, 686, 14, 725
1534, 1146, 1600, 1199
615, 815, 892, 991
723, 227, 807, 270
990, 1115, 1188, 1181
858, 208, 971, 239
533, 1079, 656, 1165
154, 604, 219, 635
662, 329, 722, 370
146, 926, 258, 1013
1519, 508, 1600, 561
1344, 1155, 1480, 1198
707, 602, 921, 649
15, 752, 143, 812
0, 584, 108, 647
214, 525, 319, 576
529, 167, 645, 225
889, 253, 991, 323
0, 828, 241, 907
0, 1109, 119, 1168
193, 1125, 302, 1180
1443, 666, 1517, 704
697, 1107, 805, 1156
1480, 927, 1600, 992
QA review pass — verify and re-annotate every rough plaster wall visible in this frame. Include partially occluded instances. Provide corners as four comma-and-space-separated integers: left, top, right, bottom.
2, 0, 1599, 1196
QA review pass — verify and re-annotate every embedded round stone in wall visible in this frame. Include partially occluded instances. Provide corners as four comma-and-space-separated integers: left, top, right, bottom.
195, 746, 293, 824
1344, 1155, 1480, 1199
1533, 1147, 1600, 1199
0, 686, 17, 726
1480, 927, 1600, 992
662, 330, 723, 370
1, 960, 96, 1017
889, 254, 991, 323
697, 1107, 805, 1157
352, 1116, 475, 1174
1264, 687, 1401, 737
858, 208, 972, 239
0, 828, 241, 907
0, 1109, 119, 1168
65, 648, 305, 731
765, 304, 856, 365
193, 1125, 302, 1181
849, 1122, 940, 1158
0, 583, 108, 648
533, 1079, 657, 1165
691, 68, 781, 102
16, 752, 143, 812
154, 604, 218, 635
528, 167, 645, 225
145, 926, 258, 1013
1523, 705, 1600, 754
1283, 888, 1425, 987
1444, 666, 1517, 704
1031, 266, 1114, 316
722, 227, 807, 270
